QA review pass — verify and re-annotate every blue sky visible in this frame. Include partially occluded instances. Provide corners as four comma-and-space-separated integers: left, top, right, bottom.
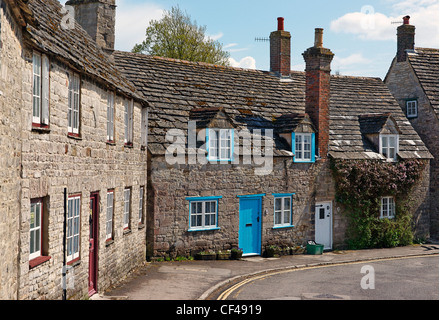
60, 0, 439, 79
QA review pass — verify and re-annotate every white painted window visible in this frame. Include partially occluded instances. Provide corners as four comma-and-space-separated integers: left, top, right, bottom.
30, 200, 43, 260
107, 91, 115, 142
124, 99, 134, 145
123, 188, 131, 229
189, 200, 218, 230
380, 134, 399, 161
32, 52, 50, 126
406, 100, 418, 118
208, 129, 233, 161
274, 196, 292, 227
381, 197, 395, 219
295, 133, 312, 162
68, 72, 80, 135
106, 190, 114, 240
139, 186, 144, 224
67, 195, 81, 262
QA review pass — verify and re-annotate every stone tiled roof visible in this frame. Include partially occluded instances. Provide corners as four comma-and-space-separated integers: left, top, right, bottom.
113, 51, 431, 160
408, 47, 439, 119
16, 0, 143, 102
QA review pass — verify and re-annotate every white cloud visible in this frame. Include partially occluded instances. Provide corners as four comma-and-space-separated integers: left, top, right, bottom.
331, 1, 439, 46
332, 53, 373, 75
206, 32, 224, 41
115, 1, 164, 52
229, 56, 256, 69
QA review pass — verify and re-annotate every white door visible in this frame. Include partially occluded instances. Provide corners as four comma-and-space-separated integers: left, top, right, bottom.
315, 202, 332, 250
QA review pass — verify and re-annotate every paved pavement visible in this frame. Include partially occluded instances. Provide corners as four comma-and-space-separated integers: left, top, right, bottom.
92, 241, 439, 301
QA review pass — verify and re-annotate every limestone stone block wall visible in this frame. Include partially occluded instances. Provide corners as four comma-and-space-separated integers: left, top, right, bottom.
386, 60, 439, 238
0, 2, 25, 300
17, 48, 147, 300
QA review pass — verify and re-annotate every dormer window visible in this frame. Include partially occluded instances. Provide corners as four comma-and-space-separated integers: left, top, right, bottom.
293, 133, 316, 163
380, 134, 399, 161
207, 128, 234, 161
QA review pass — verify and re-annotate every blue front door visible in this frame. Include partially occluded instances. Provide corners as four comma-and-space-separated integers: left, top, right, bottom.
239, 196, 262, 256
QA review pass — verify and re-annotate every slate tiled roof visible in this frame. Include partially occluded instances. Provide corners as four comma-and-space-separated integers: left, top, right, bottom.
15, 0, 143, 102
408, 48, 439, 119
113, 51, 431, 160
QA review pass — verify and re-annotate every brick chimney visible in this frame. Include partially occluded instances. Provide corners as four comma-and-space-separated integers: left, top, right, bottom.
270, 17, 291, 77
302, 28, 334, 160
65, 0, 116, 53
397, 15, 415, 62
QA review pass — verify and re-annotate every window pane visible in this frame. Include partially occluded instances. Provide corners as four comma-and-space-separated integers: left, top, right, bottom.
275, 212, 281, 225
284, 198, 291, 210
275, 198, 282, 211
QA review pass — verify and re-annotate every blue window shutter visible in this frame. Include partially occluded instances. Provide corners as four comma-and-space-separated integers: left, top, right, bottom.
291, 132, 296, 162
206, 129, 210, 161
311, 133, 316, 163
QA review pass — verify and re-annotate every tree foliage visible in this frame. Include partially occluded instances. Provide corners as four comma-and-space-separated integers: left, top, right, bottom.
132, 6, 230, 66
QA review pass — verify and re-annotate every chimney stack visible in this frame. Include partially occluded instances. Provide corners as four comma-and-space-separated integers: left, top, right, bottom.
397, 15, 415, 62
302, 28, 334, 160
270, 17, 291, 77
65, 0, 117, 53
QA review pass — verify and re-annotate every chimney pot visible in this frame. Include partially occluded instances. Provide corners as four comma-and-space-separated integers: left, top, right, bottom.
403, 15, 410, 25
314, 28, 324, 48
277, 17, 285, 31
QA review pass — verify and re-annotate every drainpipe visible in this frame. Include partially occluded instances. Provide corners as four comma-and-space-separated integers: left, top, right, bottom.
62, 188, 67, 300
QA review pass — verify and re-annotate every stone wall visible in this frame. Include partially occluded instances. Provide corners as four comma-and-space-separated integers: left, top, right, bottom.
0, 1, 24, 300
17, 47, 147, 300
385, 59, 439, 238
147, 156, 341, 258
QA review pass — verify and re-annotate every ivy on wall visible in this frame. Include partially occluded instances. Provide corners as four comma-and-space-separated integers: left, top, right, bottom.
331, 159, 426, 249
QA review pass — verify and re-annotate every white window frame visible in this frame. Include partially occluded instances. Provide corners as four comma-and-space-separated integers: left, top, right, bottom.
380, 134, 399, 161
295, 133, 312, 162
124, 99, 134, 145
380, 197, 395, 219
274, 196, 293, 227
139, 186, 144, 224
189, 199, 219, 231
32, 52, 50, 126
68, 72, 80, 135
123, 188, 131, 229
141, 108, 148, 148
406, 100, 418, 118
67, 195, 81, 262
208, 129, 233, 161
107, 91, 115, 142
106, 190, 114, 240
30, 200, 43, 260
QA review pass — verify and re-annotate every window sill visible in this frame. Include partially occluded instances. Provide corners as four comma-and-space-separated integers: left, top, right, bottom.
106, 141, 116, 146
123, 228, 132, 235
32, 125, 51, 134
67, 257, 80, 266
29, 255, 51, 269
124, 143, 133, 148
105, 239, 114, 247
67, 133, 82, 140
273, 225, 295, 230
188, 227, 220, 232
138, 223, 145, 229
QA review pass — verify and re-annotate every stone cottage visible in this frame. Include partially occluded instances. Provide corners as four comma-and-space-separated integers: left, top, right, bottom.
385, 16, 439, 238
112, 17, 432, 258
0, 0, 148, 300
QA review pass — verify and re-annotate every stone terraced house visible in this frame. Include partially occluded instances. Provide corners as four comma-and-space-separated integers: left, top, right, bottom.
385, 16, 439, 238
112, 17, 433, 259
0, 0, 148, 300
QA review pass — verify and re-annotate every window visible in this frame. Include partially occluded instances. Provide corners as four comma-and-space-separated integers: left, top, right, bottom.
107, 91, 115, 143
406, 100, 418, 118
207, 129, 234, 161
292, 133, 315, 163
123, 188, 131, 230
141, 108, 148, 148
273, 194, 294, 228
30, 199, 43, 260
68, 72, 80, 135
124, 99, 134, 145
67, 195, 81, 263
381, 197, 395, 219
32, 52, 50, 127
380, 134, 399, 161
187, 196, 222, 231
106, 190, 114, 240
139, 186, 144, 224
